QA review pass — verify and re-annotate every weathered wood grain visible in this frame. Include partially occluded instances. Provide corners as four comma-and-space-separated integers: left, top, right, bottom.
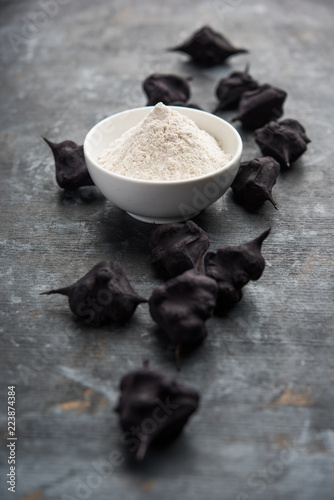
1, 0, 334, 499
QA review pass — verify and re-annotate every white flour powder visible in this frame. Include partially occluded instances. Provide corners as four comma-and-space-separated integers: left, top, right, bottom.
98, 103, 232, 181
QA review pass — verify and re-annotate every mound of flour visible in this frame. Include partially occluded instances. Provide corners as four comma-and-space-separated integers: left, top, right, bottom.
98, 102, 232, 181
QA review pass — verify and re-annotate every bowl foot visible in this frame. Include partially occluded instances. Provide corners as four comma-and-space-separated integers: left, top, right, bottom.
127, 211, 200, 224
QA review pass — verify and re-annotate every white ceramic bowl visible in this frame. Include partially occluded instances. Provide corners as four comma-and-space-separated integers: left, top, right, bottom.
84, 106, 242, 223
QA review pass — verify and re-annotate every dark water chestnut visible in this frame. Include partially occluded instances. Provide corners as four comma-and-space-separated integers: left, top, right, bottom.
43, 137, 94, 190
204, 229, 270, 312
150, 221, 210, 279
42, 261, 147, 326
233, 84, 287, 129
215, 66, 259, 112
115, 362, 200, 460
231, 157, 280, 210
149, 270, 217, 369
143, 74, 191, 106
169, 26, 248, 67
255, 119, 310, 167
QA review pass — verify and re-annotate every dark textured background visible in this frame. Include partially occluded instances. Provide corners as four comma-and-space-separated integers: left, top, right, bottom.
1, 0, 334, 499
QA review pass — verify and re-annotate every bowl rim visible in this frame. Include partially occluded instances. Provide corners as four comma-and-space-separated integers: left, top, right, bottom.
83, 105, 243, 186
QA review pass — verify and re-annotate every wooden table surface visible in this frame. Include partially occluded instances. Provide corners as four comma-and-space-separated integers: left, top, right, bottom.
1, 0, 334, 499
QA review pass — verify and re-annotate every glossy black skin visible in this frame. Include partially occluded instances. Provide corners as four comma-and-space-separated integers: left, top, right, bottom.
150, 221, 210, 279
255, 119, 311, 167
231, 156, 280, 210
42, 261, 147, 326
43, 137, 94, 190
169, 26, 248, 67
215, 69, 259, 111
143, 74, 191, 106
204, 229, 270, 312
149, 269, 218, 351
233, 84, 287, 129
115, 365, 200, 460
